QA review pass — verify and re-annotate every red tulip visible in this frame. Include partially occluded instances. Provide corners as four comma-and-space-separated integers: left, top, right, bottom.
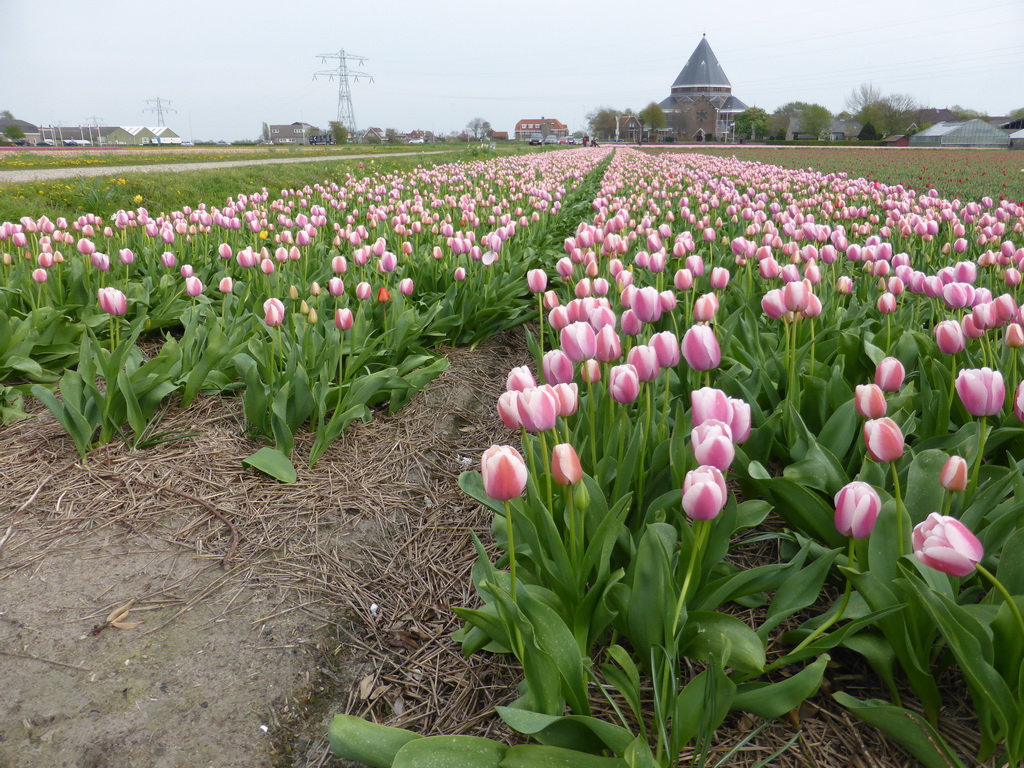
481, 445, 528, 501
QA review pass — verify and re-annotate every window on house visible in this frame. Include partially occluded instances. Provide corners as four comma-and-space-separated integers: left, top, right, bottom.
272, 129, 279, 134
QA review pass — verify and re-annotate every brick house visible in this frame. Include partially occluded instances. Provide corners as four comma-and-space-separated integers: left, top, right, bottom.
514, 118, 569, 141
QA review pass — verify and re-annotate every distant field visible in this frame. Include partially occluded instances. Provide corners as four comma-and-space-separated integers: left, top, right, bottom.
0, 147, 518, 222
646, 145, 1024, 204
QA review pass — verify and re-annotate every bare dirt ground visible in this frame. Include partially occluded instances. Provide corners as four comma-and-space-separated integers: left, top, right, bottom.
1, 333, 526, 768
0, 328, 993, 768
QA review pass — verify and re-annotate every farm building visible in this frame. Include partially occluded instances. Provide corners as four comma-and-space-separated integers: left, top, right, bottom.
0, 118, 41, 145
99, 126, 182, 146
267, 122, 317, 145
1010, 129, 1024, 150
881, 135, 910, 147
658, 35, 748, 141
909, 119, 1009, 148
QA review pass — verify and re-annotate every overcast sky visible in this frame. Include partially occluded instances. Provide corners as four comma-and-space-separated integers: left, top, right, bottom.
3, 0, 1022, 141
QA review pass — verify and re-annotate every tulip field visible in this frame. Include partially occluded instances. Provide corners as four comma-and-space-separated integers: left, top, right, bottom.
3, 145, 1024, 767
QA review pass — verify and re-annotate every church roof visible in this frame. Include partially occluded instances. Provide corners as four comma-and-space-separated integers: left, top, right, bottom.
672, 36, 731, 89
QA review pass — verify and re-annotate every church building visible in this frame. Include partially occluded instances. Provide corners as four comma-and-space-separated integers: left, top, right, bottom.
658, 36, 748, 141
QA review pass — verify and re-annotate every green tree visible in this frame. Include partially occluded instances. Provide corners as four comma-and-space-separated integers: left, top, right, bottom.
734, 107, 769, 139
0, 110, 14, 120
858, 122, 880, 141
876, 93, 918, 134
798, 104, 832, 139
385, 128, 399, 143
329, 121, 348, 145
638, 102, 666, 140
1010, 107, 1024, 119
586, 106, 620, 139
3, 124, 25, 142
261, 122, 270, 141
950, 104, 988, 120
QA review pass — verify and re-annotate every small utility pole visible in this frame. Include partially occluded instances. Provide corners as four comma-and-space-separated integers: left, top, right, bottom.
314, 50, 373, 136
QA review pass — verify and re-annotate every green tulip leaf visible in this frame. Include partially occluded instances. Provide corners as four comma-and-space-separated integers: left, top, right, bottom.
242, 447, 297, 483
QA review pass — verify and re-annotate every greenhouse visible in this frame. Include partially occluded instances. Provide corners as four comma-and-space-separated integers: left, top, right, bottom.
909, 118, 1010, 148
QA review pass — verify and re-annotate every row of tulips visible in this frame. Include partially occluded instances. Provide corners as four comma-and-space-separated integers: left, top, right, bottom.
1, 151, 612, 472
375, 148, 1024, 767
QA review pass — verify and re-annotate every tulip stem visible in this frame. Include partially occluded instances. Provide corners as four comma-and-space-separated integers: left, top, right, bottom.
585, 377, 598, 475
890, 461, 906, 558
536, 294, 545, 361
502, 499, 525, 659
538, 429, 554, 513
672, 519, 709, 640
967, 416, 988, 500
975, 564, 1024, 641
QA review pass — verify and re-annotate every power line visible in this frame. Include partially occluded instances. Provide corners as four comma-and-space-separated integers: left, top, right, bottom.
314, 50, 373, 136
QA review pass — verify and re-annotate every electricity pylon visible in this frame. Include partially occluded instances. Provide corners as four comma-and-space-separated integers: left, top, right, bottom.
314, 50, 373, 136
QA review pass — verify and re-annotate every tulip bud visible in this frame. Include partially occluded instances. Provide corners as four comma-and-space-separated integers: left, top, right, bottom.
863, 417, 904, 462
480, 445, 528, 501
551, 443, 583, 486
833, 481, 881, 538
855, 384, 887, 419
939, 455, 968, 492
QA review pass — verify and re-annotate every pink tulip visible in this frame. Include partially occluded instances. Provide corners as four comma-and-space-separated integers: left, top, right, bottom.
542, 349, 575, 385
681, 465, 728, 521
551, 383, 579, 417
631, 286, 662, 323
263, 298, 285, 327
710, 267, 730, 290
693, 293, 718, 323
527, 269, 548, 293
691, 420, 735, 471
607, 364, 640, 404
1015, 380, 1024, 422
551, 443, 583, 486
160, 251, 176, 268
219, 277, 234, 293
356, 282, 371, 300
595, 325, 623, 363
863, 417, 904, 462
506, 366, 536, 392
497, 391, 521, 430
674, 268, 693, 291
855, 384, 887, 419
955, 367, 1004, 416
874, 357, 905, 392
335, 307, 353, 331
761, 289, 788, 319
480, 445, 528, 501
833, 481, 881, 539
627, 345, 660, 383
118, 248, 135, 265
32, 268, 48, 283
184, 277, 203, 297
836, 276, 853, 295
561, 322, 597, 363
650, 331, 680, 368
399, 278, 414, 296
581, 359, 601, 383
454, 267, 467, 281
97, 287, 127, 316
516, 386, 559, 432
912, 513, 983, 577
934, 320, 966, 354
940, 455, 968, 492
681, 325, 721, 371
620, 309, 642, 336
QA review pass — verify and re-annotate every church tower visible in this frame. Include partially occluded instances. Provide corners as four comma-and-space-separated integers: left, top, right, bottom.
659, 36, 748, 141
